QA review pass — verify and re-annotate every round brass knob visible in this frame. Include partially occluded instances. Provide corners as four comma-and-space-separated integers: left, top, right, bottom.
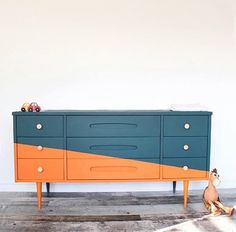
183, 166, 188, 171
36, 123, 43, 130
184, 123, 190, 129
37, 146, 43, 151
37, 166, 44, 173
183, 144, 189, 151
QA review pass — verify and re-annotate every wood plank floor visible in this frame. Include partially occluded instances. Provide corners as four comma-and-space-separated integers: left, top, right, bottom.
0, 189, 236, 231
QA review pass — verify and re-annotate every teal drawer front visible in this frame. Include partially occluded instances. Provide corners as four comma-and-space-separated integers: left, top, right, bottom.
67, 116, 160, 137
164, 116, 208, 136
17, 116, 63, 137
17, 137, 64, 150
67, 137, 160, 159
163, 137, 207, 158
162, 158, 207, 171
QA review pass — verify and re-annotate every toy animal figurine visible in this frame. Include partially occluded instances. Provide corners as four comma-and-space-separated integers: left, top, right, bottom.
203, 168, 235, 216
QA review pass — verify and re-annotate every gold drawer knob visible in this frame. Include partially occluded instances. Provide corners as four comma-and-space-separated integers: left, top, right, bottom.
37, 166, 44, 173
184, 123, 190, 129
36, 123, 43, 130
37, 145, 43, 151
183, 144, 189, 150
183, 166, 188, 171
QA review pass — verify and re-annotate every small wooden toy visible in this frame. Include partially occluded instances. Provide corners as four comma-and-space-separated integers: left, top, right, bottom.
21, 103, 30, 112
28, 102, 41, 112
203, 168, 235, 216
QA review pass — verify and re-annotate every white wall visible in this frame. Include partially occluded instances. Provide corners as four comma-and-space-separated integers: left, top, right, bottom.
0, 0, 236, 192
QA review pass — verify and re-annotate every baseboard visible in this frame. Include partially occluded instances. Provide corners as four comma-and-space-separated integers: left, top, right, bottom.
0, 181, 211, 192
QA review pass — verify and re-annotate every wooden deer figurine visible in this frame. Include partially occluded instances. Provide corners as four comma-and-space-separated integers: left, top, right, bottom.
203, 168, 235, 216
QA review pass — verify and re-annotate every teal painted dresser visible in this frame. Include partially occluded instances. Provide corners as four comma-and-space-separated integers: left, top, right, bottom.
12, 110, 212, 208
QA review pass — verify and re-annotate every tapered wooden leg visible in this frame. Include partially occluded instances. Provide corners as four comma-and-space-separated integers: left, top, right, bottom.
183, 180, 189, 208
36, 182, 42, 209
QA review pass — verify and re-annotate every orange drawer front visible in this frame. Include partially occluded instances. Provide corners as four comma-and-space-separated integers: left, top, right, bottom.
17, 159, 64, 181
67, 158, 159, 180
162, 165, 207, 179
17, 144, 63, 159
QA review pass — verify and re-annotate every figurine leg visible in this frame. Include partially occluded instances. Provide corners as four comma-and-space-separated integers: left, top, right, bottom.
46, 182, 50, 197
36, 182, 42, 209
215, 201, 235, 216
183, 180, 189, 208
173, 181, 176, 193
210, 202, 221, 216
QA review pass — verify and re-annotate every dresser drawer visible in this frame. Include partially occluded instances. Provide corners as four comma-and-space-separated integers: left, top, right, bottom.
162, 158, 207, 179
67, 158, 160, 180
17, 116, 63, 137
67, 137, 160, 159
17, 159, 64, 180
67, 116, 160, 136
17, 138, 64, 159
163, 137, 207, 158
164, 116, 208, 136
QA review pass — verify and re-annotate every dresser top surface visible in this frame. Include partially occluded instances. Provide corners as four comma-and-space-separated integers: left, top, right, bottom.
12, 110, 212, 116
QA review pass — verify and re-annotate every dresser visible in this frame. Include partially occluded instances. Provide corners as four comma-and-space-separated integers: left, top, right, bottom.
12, 110, 212, 209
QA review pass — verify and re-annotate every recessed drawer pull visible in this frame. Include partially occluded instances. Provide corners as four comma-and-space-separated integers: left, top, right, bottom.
37, 146, 43, 151
183, 166, 188, 171
36, 124, 43, 130
183, 144, 189, 151
37, 166, 44, 173
184, 123, 190, 129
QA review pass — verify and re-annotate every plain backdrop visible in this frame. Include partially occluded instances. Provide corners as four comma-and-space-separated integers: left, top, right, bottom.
0, 0, 236, 192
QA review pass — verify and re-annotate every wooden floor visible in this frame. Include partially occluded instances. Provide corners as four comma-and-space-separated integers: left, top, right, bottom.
0, 189, 236, 231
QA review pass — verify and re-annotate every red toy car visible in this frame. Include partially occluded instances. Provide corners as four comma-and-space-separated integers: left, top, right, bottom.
28, 102, 41, 112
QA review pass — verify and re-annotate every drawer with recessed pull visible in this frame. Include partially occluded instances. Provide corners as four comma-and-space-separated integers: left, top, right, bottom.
16, 116, 63, 137
67, 137, 160, 159
67, 116, 160, 136
17, 159, 64, 180
67, 158, 160, 180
